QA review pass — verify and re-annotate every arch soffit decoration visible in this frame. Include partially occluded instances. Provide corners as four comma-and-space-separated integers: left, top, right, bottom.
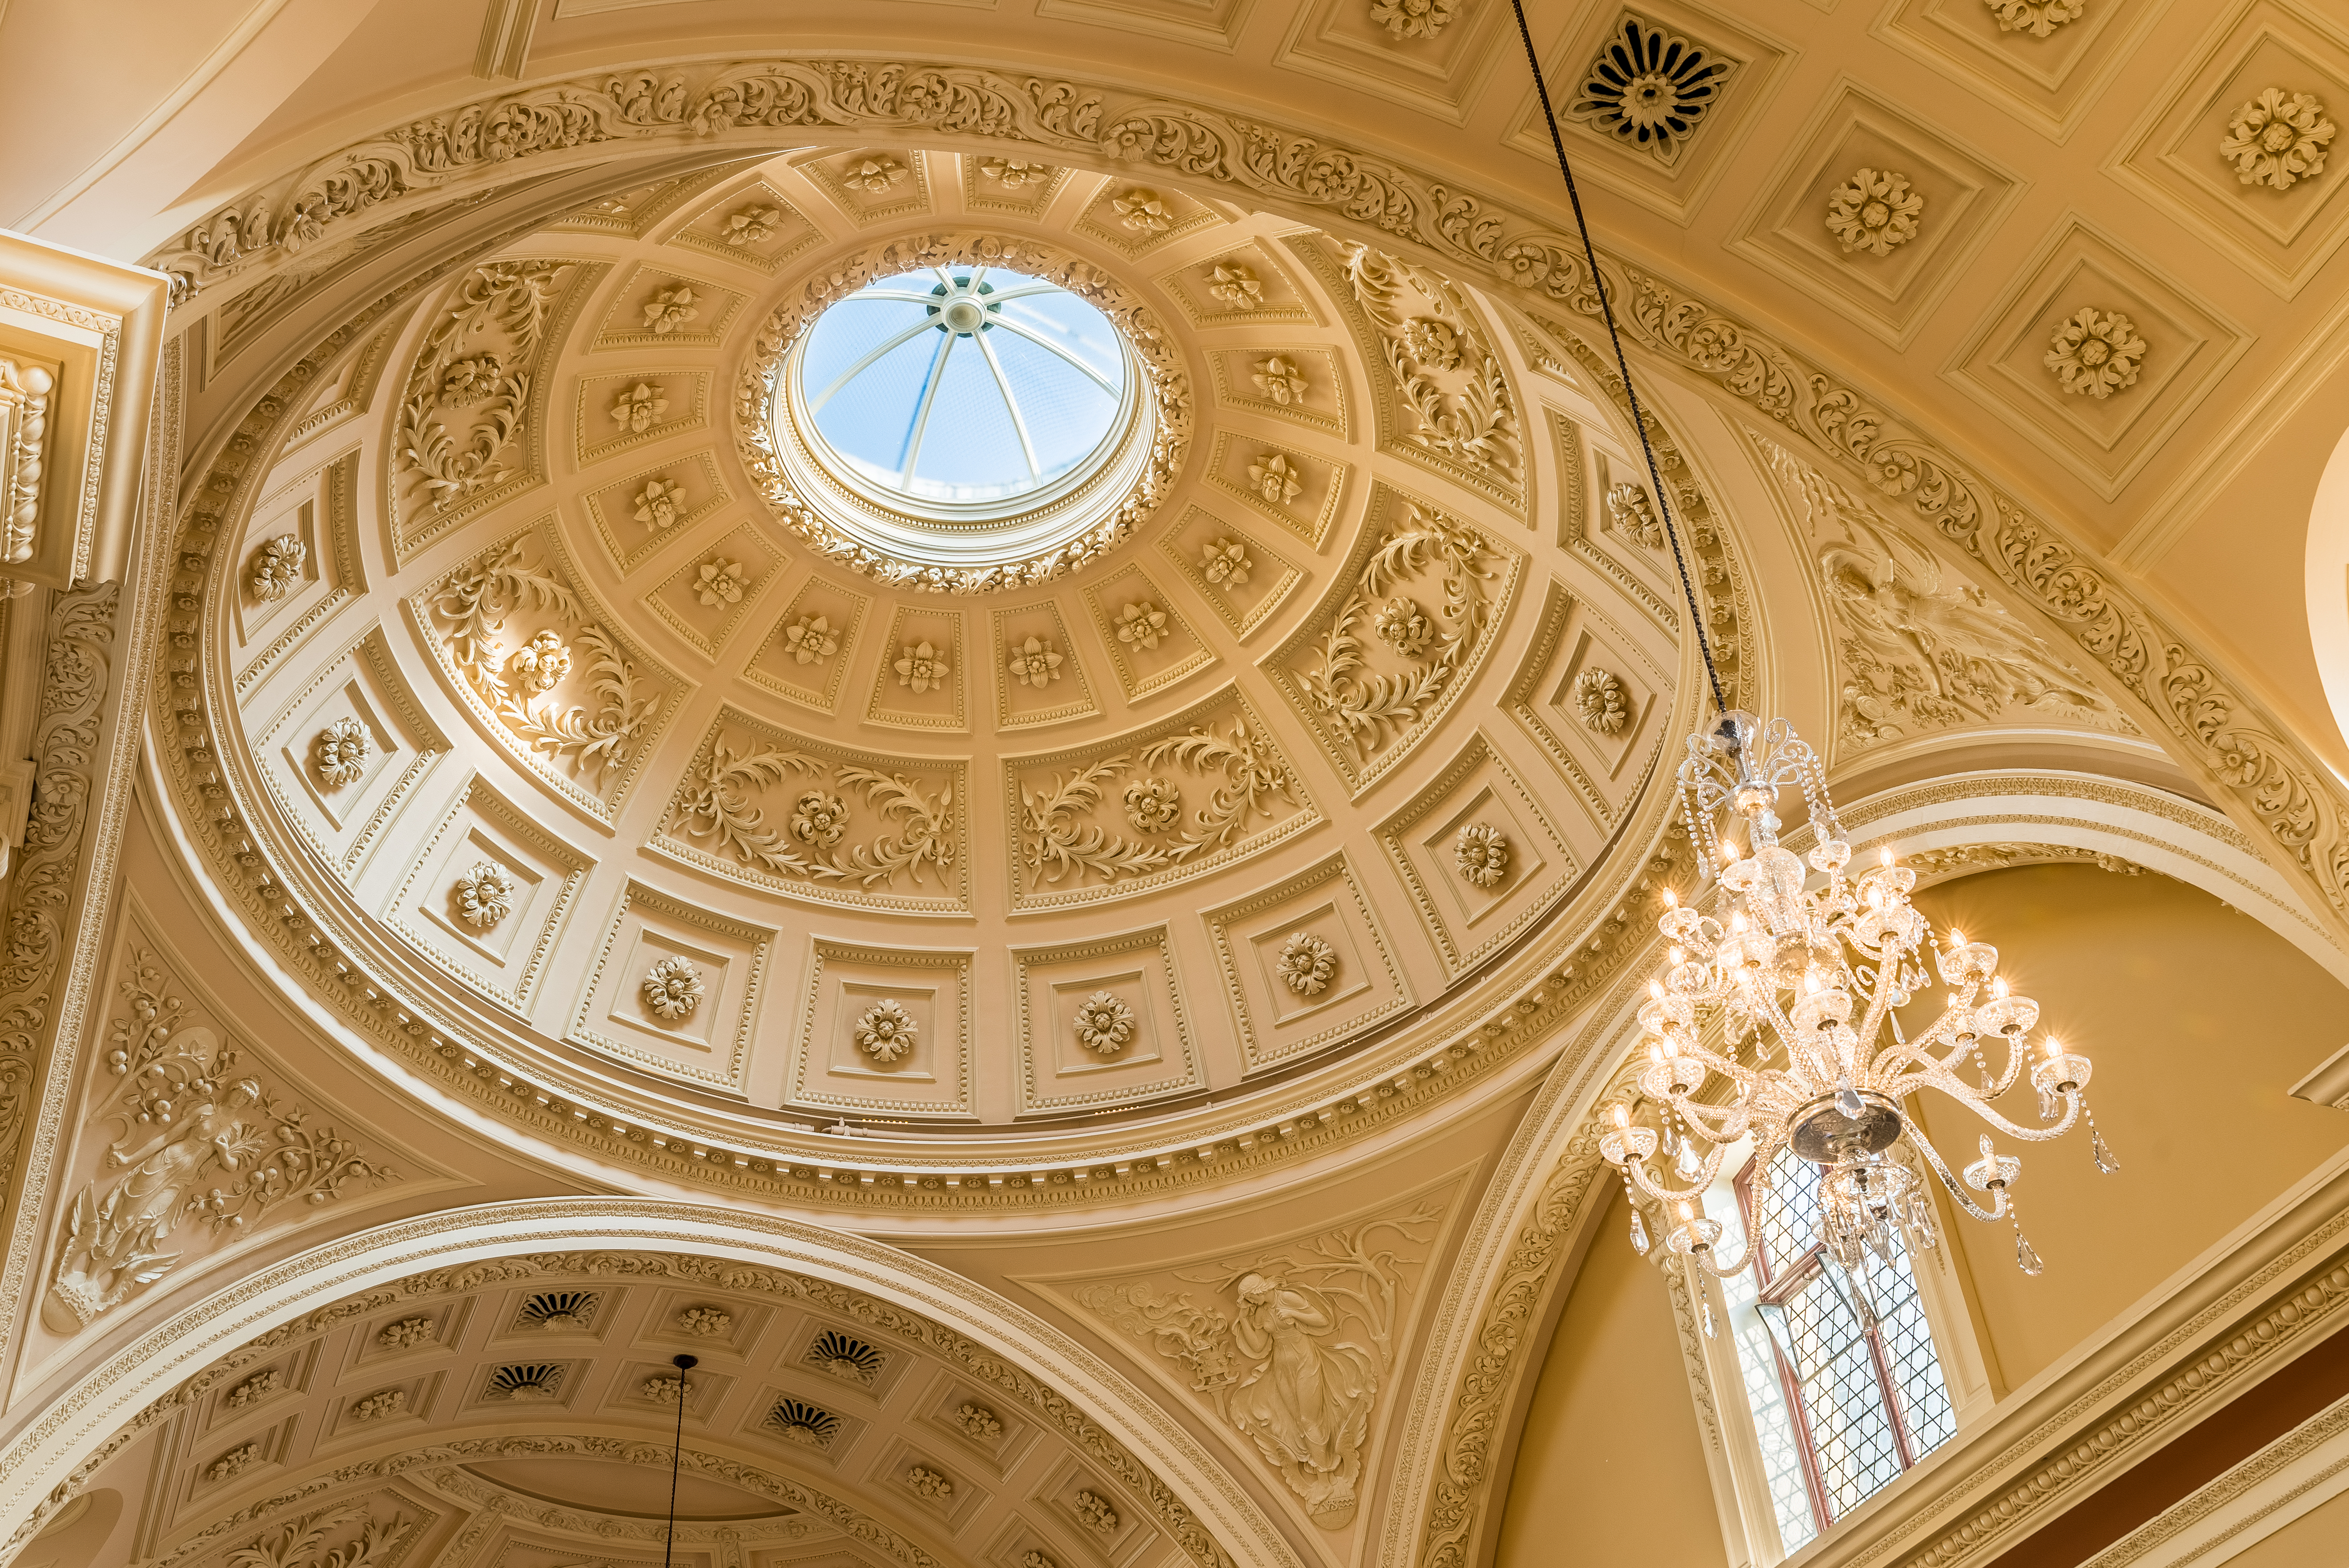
0, 1201, 1301, 1568
145, 54, 2349, 957
1384, 768, 2349, 1568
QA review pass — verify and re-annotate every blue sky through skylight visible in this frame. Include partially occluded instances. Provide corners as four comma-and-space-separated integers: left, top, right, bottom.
796, 267, 1126, 506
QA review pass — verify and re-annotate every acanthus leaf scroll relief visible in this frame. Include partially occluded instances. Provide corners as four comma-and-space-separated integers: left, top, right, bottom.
1341, 245, 1522, 489
1077, 1200, 1440, 1528
425, 536, 659, 792
1295, 506, 1500, 765
1018, 715, 1302, 888
44, 952, 395, 1332
225, 1509, 413, 1568
666, 734, 957, 893
394, 261, 568, 517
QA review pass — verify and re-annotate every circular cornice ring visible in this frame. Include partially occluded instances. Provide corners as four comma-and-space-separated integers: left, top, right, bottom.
736, 230, 1189, 593
151, 197, 1722, 1212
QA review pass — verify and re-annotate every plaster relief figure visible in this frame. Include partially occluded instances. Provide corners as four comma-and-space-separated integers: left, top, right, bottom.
45, 1076, 265, 1331
1768, 448, 2130, 751
1227, 1272, 1377, 1524
1077, 1200, 1438, 1528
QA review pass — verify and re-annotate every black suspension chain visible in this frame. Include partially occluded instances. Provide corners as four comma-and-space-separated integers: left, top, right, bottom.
1505, 0, 1731, 718
662, 1352, 696, 1568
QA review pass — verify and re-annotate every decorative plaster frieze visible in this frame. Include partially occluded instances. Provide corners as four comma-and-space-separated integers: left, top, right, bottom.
44, 949, 395, 1331
1077, 1196, 1443, 1528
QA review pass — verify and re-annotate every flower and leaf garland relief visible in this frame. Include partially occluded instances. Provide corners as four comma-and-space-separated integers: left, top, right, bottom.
424, 538, 659, 794
1074, 1200, 1441, 1528
45, 953, 395, 1331
665, 736, 957, 896
1341, 246, 1521, 489
394, 261, 568, 519
1017, 716, 1304, 889
1294, 507, 1502, 767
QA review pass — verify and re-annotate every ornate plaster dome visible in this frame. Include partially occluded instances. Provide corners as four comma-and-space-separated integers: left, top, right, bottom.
165, 144, 1751, 1206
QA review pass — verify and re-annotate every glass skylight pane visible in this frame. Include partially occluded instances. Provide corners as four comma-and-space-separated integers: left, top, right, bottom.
792, 267, 1127, 512
998, 290, 1123, 384
799, 297, 930, 407
908, 339, 1028, 499
815, 330, 938, 480
989, 329, 1118, 477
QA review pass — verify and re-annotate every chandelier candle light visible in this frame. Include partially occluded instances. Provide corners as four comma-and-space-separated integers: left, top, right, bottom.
1605, 712, 2118, 1298
1504, 0, 2119, 1309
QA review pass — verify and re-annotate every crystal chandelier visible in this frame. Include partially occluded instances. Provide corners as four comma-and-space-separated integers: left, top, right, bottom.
1502, 0, 2118, 1299
1601, 712, 2117, 1291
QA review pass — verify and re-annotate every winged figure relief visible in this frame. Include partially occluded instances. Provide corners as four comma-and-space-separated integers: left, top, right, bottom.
1820, 515, 2126, 747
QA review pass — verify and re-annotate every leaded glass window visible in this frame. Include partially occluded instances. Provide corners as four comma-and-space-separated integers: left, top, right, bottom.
1732, 1146, 1956, 1534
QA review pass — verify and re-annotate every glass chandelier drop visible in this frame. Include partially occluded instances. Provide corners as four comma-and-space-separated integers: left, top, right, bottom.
1502, 0, 2120, 1295
1602, 713, 2118, 1288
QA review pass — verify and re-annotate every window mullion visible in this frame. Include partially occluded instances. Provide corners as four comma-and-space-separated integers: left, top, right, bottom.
1865, 1317, 1921, 1470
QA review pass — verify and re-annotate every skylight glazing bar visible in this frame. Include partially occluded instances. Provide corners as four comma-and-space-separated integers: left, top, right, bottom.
897, 331, 956, 483
974, 330, 1041, 480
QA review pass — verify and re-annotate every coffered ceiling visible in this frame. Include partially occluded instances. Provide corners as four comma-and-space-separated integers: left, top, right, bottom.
7, 5, 2349, 1568
9, 0, 2344, 777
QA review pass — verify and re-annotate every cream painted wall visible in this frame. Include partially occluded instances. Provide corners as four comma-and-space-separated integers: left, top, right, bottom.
2221, 1480, 2349, 1566
1493, 1188, 1727, 1568
1910, 864, 2349, 1394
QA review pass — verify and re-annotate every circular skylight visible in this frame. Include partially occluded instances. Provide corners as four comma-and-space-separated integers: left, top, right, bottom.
792, 266, 1129, 508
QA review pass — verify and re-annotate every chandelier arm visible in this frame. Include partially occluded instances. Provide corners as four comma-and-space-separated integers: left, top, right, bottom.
1621, 1150, 1724, 1207
1683, 1239, 1756, 1279
1873, 1045, 1981, 1090
1672, 1101, 1754, 1144
1902, 1068, 2083, 1141
1887, 1020, 1969, 1077
1970, 1094, 2085, 1143
1983, 1033, 2033, 1099
1905, 1127, 2011, 1222
1671, 1039, 1758, 1088
1849, 969, 1901, 1056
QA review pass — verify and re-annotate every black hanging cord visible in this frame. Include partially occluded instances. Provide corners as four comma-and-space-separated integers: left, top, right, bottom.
1505, 0, 1731, 719
663, 1352, 698, 1568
